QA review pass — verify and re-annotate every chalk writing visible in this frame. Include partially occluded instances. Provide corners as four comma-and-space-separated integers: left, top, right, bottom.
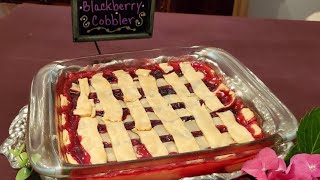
72, 0, 154, 42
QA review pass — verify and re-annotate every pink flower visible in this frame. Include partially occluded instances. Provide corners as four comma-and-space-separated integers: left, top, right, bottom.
241, 148, 286, 180
267, 170, 293, 180
256, 148, 286, 172
241, 148, 320, 180
286, 154, 320, 179
241, 158, 268, 180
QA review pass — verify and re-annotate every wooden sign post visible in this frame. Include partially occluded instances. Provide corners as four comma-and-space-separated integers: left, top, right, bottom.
72, 0, 155, 42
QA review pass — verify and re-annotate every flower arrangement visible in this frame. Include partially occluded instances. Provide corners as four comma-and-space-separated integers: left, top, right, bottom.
242, 108, 320, 180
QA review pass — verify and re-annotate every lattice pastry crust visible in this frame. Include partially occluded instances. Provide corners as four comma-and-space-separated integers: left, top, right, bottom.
59, 59, 262, 165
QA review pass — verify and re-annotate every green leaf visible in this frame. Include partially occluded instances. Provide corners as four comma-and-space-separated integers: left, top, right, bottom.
18, 144, 25, 155
17, 152, 29, 167
20, 152, 28, 161
9, 149, 20, 157
284, 144, 300, 164
16, 167, 32, 180
296, 108, 320, 154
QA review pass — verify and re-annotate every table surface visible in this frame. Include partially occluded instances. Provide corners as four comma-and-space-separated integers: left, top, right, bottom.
1, 4, 320, 179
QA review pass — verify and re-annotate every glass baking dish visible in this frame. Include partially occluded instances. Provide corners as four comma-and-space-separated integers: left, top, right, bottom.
27, 46, 298, 179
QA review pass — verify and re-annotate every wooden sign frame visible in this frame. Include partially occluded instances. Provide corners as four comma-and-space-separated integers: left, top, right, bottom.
72, 0, 156, 42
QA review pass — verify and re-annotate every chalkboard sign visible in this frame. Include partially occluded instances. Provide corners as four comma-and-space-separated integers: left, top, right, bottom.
72, 0, 155, 42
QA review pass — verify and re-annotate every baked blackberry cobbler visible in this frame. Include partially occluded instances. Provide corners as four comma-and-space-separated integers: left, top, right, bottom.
57, 56, 263, 165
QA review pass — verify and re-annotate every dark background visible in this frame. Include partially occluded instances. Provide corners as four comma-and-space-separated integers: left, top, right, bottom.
156, 0, 235, 15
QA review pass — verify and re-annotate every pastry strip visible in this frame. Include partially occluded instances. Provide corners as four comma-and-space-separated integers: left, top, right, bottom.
217, 111, 254, 143
161, 120, 200, 153
132, 129, 169, 157
240, 108, 262, 137
63, 131, 79, 164
187, 99, 234, 147
138, 70, 200, 153
164, 72, 232, 148
105, 121, 137, 161
91, 73, 123, 122
146, 95, 182, 122
180, 62, 224, 112
163, 73, 191, 97
66, 154, 78, 164
240, 108, 255, 121
114, 70, 151, 130
114, 70, 173, 155
159, 63, 173, 73
113, 70, 141, 102
60, 95, 69, 107
138, 76, 180, 122
138, 76, 159, 97
74, 78, 94, 117
126, 101, 152, 130
77, 117, 107, 164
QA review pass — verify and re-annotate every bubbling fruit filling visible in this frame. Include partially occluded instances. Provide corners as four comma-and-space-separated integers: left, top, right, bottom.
57, 56, 263, 165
